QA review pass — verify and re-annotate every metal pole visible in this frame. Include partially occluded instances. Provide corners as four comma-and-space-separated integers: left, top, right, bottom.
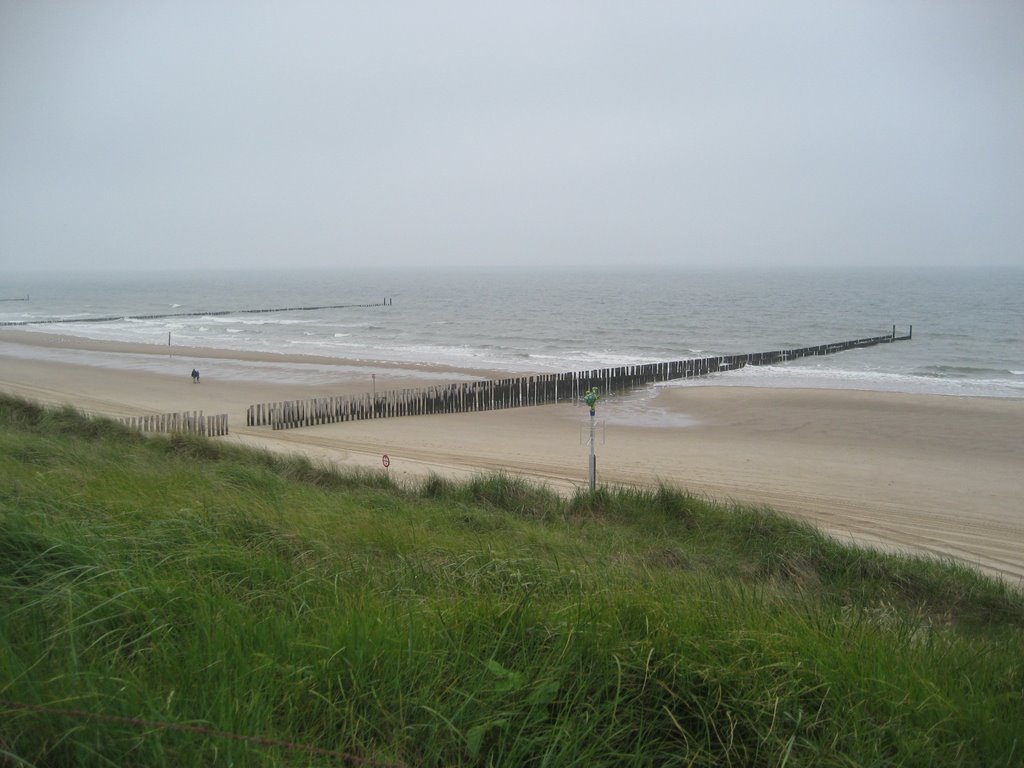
583, 386, 600, 492
589, 408, 596, 491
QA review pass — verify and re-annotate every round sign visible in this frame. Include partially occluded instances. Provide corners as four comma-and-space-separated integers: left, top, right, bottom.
382, 454, 390, 468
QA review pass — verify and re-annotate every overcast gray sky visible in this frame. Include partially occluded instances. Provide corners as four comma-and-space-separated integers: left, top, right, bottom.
1, 1, 1021, 272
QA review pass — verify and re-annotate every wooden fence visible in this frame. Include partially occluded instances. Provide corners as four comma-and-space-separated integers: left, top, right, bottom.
121, 411, 229, 437
247, 328, 911, 431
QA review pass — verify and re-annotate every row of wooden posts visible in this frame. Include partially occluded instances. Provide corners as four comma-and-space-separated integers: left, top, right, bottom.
247, 328, 911, 432
0, 300, 390, 327
120, 411, 229, 437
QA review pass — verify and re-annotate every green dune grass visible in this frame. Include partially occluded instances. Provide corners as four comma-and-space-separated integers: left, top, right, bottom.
1, 393, 1022, 766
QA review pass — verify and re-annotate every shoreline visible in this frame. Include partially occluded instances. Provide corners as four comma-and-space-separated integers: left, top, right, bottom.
2, 328, 1023, 585
0, 327, 514, 380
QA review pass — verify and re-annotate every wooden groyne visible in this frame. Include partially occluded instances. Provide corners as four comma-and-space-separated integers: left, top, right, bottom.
120, 411, 229, 437
0, 300, 391, 327
248, 328, 912, 431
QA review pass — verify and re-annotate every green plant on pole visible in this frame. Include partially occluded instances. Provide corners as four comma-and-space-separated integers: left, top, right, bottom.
583, 387, 600, 491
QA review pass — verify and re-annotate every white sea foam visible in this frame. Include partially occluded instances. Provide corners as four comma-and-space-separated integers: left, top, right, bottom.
661, 363, 1024, 398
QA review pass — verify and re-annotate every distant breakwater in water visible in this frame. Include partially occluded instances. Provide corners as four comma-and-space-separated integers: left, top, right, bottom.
0, 300, 392, 327
247, 328, 912, 431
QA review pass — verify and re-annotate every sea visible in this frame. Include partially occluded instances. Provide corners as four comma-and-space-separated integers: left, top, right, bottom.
1, 266, 1022, 400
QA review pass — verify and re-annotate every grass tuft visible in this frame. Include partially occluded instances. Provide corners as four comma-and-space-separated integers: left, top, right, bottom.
458, 473, 560, 518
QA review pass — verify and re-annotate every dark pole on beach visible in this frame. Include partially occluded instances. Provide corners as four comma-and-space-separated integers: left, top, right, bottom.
584, 388, 600, 492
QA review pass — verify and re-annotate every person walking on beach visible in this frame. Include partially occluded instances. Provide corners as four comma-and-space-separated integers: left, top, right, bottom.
191, 368, 200, 383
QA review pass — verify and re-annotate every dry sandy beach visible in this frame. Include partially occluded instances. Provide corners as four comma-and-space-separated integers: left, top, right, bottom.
2, 328, 1022, 585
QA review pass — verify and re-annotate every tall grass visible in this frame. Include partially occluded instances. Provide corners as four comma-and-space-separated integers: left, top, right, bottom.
1, 393, 1022, 766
